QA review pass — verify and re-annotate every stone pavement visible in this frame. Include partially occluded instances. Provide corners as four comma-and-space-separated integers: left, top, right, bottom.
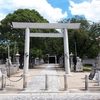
26, 64, 60, 92
0, 93, 100, 100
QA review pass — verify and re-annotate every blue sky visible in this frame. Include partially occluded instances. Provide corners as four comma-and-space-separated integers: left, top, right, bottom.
0, 0, 99, 23
47, 0, 85, 17
47, 0, 71, 17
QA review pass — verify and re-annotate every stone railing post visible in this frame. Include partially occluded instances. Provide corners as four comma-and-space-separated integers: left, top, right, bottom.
2, 74, 6, 90
64, 74, 68, 91
85, 75, 89, 90
23, 74, 27, 90
45, 74, 48, 90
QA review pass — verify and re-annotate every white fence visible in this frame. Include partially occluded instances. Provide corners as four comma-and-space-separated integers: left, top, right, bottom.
82, 59, 95, 65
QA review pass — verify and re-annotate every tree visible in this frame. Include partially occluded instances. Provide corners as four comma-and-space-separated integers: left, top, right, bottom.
0, 9, 63, 67
0, 9, 48, 67
2, 9, 100, 68
61, 15, 100, 59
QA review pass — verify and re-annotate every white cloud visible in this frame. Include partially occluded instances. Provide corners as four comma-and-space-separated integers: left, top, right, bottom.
0, 0, 3, 4
0, 0, 67, 22
0, 13, 6, 21
69, 0, 100, 22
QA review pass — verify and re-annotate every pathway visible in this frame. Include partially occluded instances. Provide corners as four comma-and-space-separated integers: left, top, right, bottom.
27, 64, 60, 92
0, 93, 100, 100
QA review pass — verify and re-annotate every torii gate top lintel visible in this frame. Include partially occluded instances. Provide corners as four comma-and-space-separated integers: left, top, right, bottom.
12, 22, 80, 29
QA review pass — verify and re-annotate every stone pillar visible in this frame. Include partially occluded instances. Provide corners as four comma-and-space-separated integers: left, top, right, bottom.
15, 52, 20, 71
45, 74, 48, 90
2, 74, 6, 90
63, 28, 70, 75
23, 28, 30, 75
85, 75, 89, 90
64, 74, 68, 90
98, 71, 100, 86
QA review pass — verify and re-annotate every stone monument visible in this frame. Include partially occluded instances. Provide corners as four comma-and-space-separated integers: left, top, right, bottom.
76, 57, 83, 71
89, 54, 100, 81
35, 57, 39, 65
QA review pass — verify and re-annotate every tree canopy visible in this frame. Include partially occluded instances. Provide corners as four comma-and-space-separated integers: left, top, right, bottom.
0, 9, 63, 67
0, 9, 100, 68
61, 15, 100, 59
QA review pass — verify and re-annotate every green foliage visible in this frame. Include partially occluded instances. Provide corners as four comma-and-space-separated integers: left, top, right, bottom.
0, 9, 49, 61
0, 43, 7, 59
83, 65, 91, 72
1, 9, 100, 65
30, 48, 42, 58
0, 9, 62, 65
61, 15, 100, 59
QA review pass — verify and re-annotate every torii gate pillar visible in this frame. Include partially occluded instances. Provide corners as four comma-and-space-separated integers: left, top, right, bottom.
64, 28, 70, 74
23, 28, 30, 75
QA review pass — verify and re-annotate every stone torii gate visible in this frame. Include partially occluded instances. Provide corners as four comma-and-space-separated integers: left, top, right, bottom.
12, 22, 80, 75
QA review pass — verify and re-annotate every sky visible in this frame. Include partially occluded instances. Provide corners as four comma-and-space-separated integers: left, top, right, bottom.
0, 0, 100, 23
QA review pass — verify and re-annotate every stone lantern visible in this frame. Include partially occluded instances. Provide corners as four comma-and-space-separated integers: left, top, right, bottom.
70, 52, 74, 70
15, 52, 20, 70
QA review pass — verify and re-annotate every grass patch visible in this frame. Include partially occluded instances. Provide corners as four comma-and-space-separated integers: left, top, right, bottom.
83, 65, 92, 72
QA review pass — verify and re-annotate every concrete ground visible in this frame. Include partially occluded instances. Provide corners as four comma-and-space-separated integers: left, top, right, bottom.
0, 64, 100, 93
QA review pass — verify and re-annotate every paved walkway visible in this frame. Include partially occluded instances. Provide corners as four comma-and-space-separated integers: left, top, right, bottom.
27, 64, 60, 92
0, 93, 100, 100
